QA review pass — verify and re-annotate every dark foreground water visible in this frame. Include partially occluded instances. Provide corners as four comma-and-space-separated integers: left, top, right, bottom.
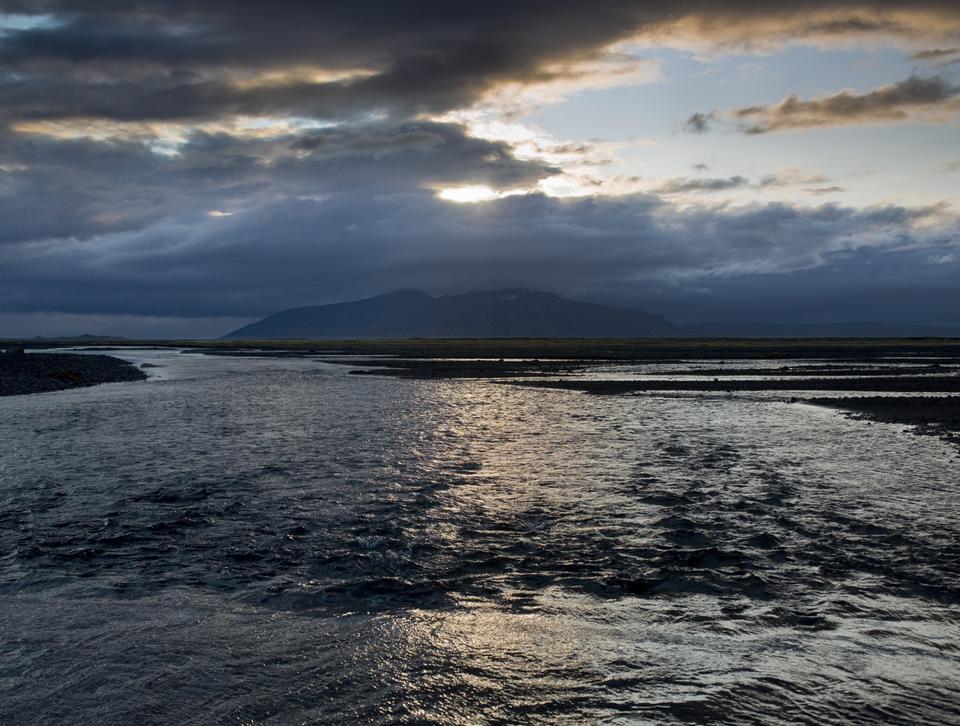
2, 350, 959, 724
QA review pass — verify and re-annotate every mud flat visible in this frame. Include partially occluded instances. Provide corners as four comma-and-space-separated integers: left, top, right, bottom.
642, 363, 957, 377
508, 376, 960, 394
344, 358, 582, 378
0, 350, 146, 396
809, 396, 960, 446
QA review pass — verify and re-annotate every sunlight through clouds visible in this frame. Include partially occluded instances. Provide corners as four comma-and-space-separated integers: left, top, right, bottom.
437, 186, 524, 203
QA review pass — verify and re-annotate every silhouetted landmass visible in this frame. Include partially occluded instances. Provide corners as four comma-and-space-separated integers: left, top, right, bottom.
224, 289, 675, 339
0, 350, 146, 396
221, 287, 960, 339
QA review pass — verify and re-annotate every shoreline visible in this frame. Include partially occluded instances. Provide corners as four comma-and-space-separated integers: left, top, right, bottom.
808, 396, 960, 448
5, 336, 960, 361
6, 343, 959, 448
0, 350, 147, 397
506, 377, 960, 393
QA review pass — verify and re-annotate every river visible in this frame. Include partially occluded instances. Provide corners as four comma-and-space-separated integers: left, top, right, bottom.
1, 349, 958, 724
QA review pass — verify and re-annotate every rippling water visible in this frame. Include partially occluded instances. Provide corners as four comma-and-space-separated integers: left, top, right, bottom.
2, 350, 959, 724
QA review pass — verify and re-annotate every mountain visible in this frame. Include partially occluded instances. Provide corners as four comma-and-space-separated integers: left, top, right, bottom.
224, 289, 675, 339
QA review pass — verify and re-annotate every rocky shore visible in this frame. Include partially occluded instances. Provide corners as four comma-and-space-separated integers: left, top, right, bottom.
0, 349, 147, 396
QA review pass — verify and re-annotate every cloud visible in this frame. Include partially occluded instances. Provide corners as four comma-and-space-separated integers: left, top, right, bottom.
1, 2, 958, 132
804, 186, 847, 195
688, 75, 960, 134
654, 176, 749, 194
1, 2, 958, 334
0, 113, 954, 332
0, 169, 953, 319
911, 47, 960, 61
8, 122, 935, 325
645, 3, 960, 51
732, 76, 960, 133
757, 170, 832, 187
649, 169, 838, 196
0, 120, 558, 246
683, 111, 714, 133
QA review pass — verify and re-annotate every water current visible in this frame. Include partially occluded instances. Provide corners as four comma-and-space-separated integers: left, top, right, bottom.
1, 349, 958, 724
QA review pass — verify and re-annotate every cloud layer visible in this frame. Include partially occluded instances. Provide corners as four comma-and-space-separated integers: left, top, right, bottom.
1, 2, 959, 333
2, 2, 959, 128
2, 135, 954, 319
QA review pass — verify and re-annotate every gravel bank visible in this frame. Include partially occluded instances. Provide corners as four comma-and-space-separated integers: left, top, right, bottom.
0, 350, 147, 396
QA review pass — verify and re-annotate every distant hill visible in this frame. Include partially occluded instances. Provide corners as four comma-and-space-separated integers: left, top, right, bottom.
26, 334, 129, 342
224, 289, 675, 339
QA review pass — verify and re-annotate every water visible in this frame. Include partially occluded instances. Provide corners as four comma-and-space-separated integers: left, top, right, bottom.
1, 350, 959, 724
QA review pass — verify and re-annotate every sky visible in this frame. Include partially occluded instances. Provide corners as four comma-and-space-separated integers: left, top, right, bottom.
0, 1, 958, 337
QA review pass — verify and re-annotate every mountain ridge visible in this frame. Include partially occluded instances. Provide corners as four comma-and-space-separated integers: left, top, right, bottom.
224, 289, 675, 339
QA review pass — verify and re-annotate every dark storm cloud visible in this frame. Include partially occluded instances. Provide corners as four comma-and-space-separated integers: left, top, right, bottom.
1, 116, 950, 325
0, 178, 951, 318
0, 121, 557, 245
0, 1, 958, 333
0, 2, 634, 124
1, 2, 959, 125
284, 122, 559, 190
0, 135, 194, 244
